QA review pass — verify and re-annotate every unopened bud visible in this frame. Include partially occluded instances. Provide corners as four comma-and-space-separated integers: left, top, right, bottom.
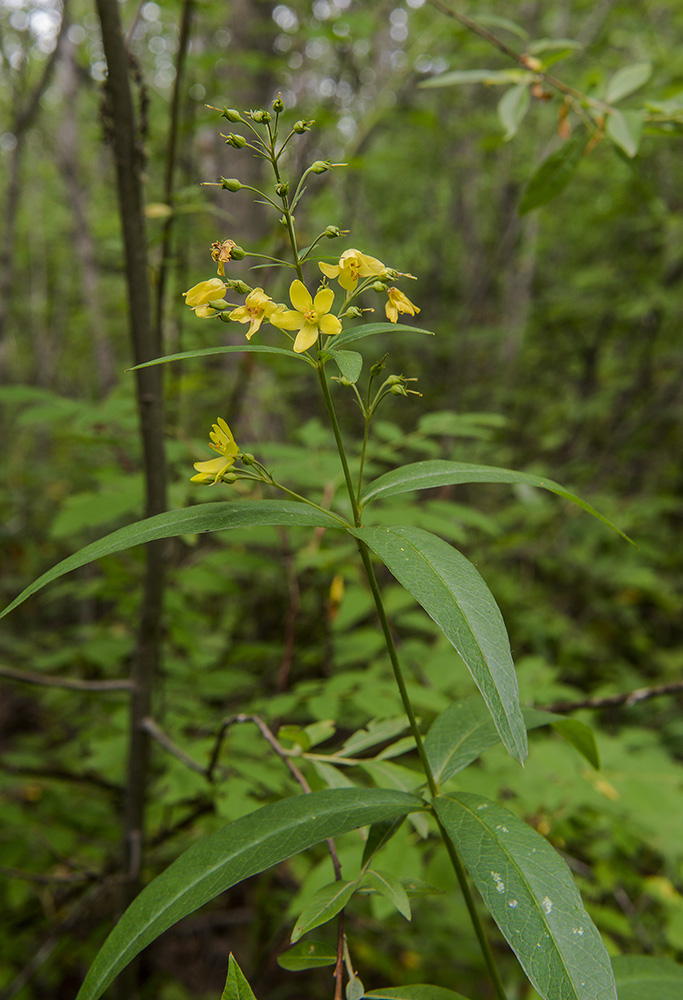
345, 306, 362, 319
325, 225, 343, 238
225, 279, 252, 294
221, 177, 242, 192
222, 108, 243, 123
230, 245, 246, 260
293, 119, 314, 134
372, 281, 389, 293
222, 472, 237, 483
386, 375, 403, 386
249, 109, 271, 123
225, 133, 247, 148
390, 384, 407, 396
521, 53, 543, 72
275, 181, 289, 196
272, 94, 285, 113
370, 355, 388, 377
337, 376, 353, 387
241, 452, 255, 465
208, 298, 229, 310
311, 160, 331, 174
218, 312, 232, 323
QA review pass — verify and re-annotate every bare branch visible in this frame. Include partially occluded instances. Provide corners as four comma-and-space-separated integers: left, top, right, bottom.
0, 664, 133, 692
141, 716, 206, 775
542, 680, 683, 715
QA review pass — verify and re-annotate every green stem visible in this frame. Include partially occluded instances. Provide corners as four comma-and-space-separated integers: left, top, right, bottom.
270, 479, 350, 528
317, 365, 361, 526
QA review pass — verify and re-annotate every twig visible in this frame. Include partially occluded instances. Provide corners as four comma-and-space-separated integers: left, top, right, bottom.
0, 758, 122, 796
0, 664, 133, 692
542, 679, 683, 715
141, 716, 207, 775
0, 866, 97, 885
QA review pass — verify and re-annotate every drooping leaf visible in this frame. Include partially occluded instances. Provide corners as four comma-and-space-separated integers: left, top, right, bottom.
75, 789, 423, 1000
333, 322, 434, 349
2, 501, 346, 619
611, 954, 683, 1000
361, 817, 406, 868
419, 68, 521, 88
362, 868, 411, 920
221, 954, 258, 1000
434, 794, 617, 1000
360, 459, 631, 542
277, 940, 337, 971
425, 699, 599, 786
291, 880, 356, 942
339, 717, 410, 756
519, 135, 585, 215
326, 348, 363, 383
350, 526, 527, 765
498, 83, 531, 140
366, 986, 472, 1000
606, 109, 644, 157
128, 344, 310, 370
605, 62, 652, 104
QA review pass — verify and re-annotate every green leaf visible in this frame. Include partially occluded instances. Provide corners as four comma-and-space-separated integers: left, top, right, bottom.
605, 62, 652, 104
519, 135, 585, 215
221, 954, 258, 1000
425, 699, 599, 786
360, 460, 632, 543
350, 526, 527, 765
128, 344, 308, 370
434, 794, 617, 1000
74, 788, 423, 1000
327, 348, 363, 383
291, 880, 356, 942
366, 986, 472, 1000
347, 976, 365, 1000
277, 940, 337, 971
528, 38, 582, 55
362, 868, 411, 920
606, 109, 643, 157
498, 83, 531, 140
2, 501, 345, 619
612, 955, 683, 1000
334, 322, 434, 349
419, 69, 520, 89
361, 817, 406, 868
340, 717, 410, 756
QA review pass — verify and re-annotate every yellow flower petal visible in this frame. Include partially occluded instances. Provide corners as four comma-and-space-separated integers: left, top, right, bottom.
289, 279, 313, 312
184, 278, 226, 307
319, 313, 342, 337
385, 287, 420, 323
269, 307, 302, 331
313, 287, 335, 313
293, 323, 320, 353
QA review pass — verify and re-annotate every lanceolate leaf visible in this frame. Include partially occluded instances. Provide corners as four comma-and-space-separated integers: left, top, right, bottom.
425, 699, 599, 787
606, 109, 643, 158
362, 868, 412, 920
128, 344, 309, 370
419, 68, 522, 88
350, 526, 527, 765
498, 83, 531, 140
360, 460, 631, 542
333, 322, 434, 349
1, 501, 345, 619
291, 880, 356, 942
434, 794, 617, 1000
277, 941, 337, 971
75, 789, 423, 1000
611, 955, 683, 1000
366, 986, 472, 1000
221, 954, 258, 1000
519, 135, 585, 215
326, 348, 363, 383
605, 62, 652, 104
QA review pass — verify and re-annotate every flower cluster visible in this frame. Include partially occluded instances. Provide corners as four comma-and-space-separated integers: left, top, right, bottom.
190, 418, 240, 484
183, 247, 419, 354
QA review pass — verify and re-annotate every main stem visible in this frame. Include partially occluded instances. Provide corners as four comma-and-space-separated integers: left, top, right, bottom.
317, 366, 508, 1000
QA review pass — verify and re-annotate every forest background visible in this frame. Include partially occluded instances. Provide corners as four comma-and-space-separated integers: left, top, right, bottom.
1, 0, 682, 999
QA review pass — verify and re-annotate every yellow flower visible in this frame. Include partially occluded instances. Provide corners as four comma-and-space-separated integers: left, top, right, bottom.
270, 279, 342, 353
191, 417, 240, 484
385, 287, 420, 323
229, 288, 278, 340
319, 248, 386, 291
183, 278, 227, 316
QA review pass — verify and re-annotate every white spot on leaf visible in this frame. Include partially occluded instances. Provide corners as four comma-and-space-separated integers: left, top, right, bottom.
542, 896, 553, 914
508, 899, 518, 908
491, 872, 505, 893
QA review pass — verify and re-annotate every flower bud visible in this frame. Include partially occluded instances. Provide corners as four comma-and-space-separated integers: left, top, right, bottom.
390, 383, 408, 396
208, 299, 229, 310
325, 225, 343, 238
222, 472, 237, 483
336, 376, 353, 387
225, 279, 252, 294
230, 245, 246, 260
225, 133, 247, 148
241, 452, 256, 465
221, 177, 242, 192
345, 306, 363, 319
272, 94, 285, 113
372, 281, 389, 293
218, 312, 233, 323
370, 355, 388, 377
249, 109, 271, 123
222, 108, 243, 123
311, 160, 331, 174
386, 375, 403, 386
275, 181, 289, 196
293, 119, 314, 134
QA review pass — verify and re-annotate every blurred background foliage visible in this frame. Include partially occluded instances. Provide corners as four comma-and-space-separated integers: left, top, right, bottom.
0, 0, 682, 998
